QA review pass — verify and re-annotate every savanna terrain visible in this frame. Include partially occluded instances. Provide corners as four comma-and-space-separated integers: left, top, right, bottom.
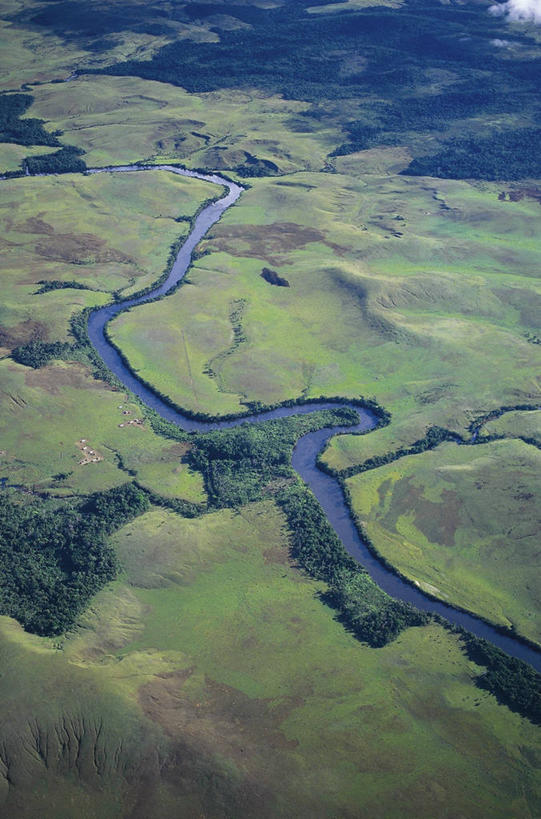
0, 0, 540, 815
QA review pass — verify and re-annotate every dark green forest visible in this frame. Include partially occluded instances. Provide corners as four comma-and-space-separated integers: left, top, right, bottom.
24, 145, 87, 175
78, 0, 541, 178
12, 340, 73, 368
187, 408, 358, 507
0, 93, 60, 146
276, 483, 428, 647
0, 484, 149, 636
403, 129, 541, 180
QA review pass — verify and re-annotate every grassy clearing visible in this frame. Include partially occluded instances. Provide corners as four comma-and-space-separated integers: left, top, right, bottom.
0, 142, 57, 172
0, 358, 205, 502
0, 169, 216, 349
483, 409, 541, 445
3, 500, 538, 817
346, 440, 541, 645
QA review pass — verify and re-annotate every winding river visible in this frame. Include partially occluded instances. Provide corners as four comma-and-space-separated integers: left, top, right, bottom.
83, 165, 540, 672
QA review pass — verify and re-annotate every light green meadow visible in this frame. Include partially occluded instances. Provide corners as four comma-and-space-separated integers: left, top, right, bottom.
346, 439, 541, 645
483, 409, 541, 444
0, 357, 205, 501
110, 171, 540, 444
0, 169, 217, 350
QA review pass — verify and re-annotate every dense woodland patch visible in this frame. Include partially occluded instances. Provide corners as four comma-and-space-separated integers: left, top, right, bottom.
0, 484, 149, 635
0, 94, 60, 146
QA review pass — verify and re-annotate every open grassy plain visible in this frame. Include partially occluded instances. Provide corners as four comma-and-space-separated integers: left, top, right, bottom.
24, 75, 339, 171
346, 439, 541, 645
0, 168, 216, 501
0, 169, 217, 350
483, 409, 541, 445
1, 501, 539, 818
0, 143, 57, 172
0, 357, 206, 501
110, 166, 540, 435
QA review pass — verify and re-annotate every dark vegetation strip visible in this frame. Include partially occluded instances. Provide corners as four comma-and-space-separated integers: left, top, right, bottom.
276, 483, 429, 647
320, 425, 463, 478
0, 483, 148, 636
0, 94, 88, 177
321, 405, 541, 480
24, 145, 87, 175
34, 279, 96, 294
468, 403, 541, 436
11, 309, 124, 386
458, 634, 541, 724
401, 129, 541, 182
204, 298, 248, 386
134, 482, 203, 519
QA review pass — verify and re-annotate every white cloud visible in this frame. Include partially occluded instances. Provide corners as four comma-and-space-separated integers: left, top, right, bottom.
488, 0, 541, 23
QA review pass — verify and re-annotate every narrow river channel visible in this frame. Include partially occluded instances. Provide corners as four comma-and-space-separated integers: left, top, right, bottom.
85, 165, 541, 672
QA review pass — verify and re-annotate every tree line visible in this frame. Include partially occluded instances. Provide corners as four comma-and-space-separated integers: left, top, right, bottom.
276, 483, 428, 647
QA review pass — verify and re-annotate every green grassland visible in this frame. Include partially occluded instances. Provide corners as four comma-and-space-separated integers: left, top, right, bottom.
0, 357, 206, 501
1, 500, 539, 817
483, 409, 541, 445
110, 169, 540, 432
24, 75, 339, 171
0, 169, 217, 350
0, 142, 57, 172
346, 439, 541, 645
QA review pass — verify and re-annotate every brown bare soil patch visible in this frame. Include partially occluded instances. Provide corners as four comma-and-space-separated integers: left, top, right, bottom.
382, 477, 461, 547
19, 216, 55, 234
262, 544, 290, 565
34, 233, 132, 265
24, 362, 107, 393
412, 489, 461, 548
139, 672, 305, 816
161, 442, 192, 461
208, 221, 325, 262
0, 319, 50, 348
140, 672, 300, 769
